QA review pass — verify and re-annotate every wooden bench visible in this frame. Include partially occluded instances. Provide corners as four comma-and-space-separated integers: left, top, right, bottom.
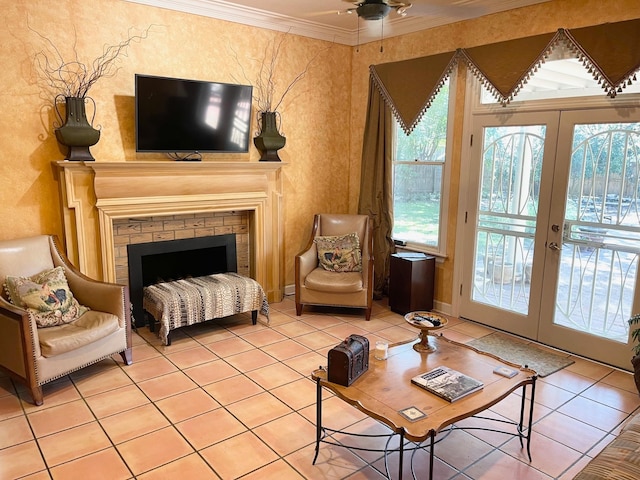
143, 272, 269, 345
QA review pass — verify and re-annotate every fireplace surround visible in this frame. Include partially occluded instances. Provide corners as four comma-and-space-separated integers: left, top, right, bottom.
55, 161, 284, 304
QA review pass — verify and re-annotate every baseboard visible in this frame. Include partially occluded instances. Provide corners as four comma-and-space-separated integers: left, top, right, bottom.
284, 284, 295, 296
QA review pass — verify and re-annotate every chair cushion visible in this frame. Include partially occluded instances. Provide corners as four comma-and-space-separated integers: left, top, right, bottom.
37, 310, 120, 357
305, 268, 364, 293
4, 266, 88, 327
314, 233, 362, 273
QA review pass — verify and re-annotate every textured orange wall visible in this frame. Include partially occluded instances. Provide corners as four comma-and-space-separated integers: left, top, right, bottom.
1, 0, 639, 297
349, 0, 640, 306
0, 0, 351, 287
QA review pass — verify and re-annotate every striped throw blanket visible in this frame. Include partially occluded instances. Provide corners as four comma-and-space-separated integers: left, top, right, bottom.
143, 273, 269, 345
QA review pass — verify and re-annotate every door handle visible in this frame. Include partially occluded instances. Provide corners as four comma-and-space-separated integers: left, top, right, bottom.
549, 242, 561, 251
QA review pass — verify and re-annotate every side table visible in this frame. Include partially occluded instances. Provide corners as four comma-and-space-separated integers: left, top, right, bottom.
389, 252, 435, 315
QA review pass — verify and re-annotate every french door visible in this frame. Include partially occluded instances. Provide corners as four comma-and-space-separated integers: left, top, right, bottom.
460, 108, 640, 369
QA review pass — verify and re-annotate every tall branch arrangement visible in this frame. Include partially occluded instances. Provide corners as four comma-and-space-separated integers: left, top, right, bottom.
231, 32, 329, 113
30, 25, 153, 98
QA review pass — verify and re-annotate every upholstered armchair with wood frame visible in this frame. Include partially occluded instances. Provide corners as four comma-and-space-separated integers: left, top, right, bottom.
0, 235, 132, 405
295, 214, 374, 320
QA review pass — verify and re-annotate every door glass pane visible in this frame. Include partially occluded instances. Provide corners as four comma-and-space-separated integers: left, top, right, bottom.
472, 126, 546, 314
554, 122, 640, 342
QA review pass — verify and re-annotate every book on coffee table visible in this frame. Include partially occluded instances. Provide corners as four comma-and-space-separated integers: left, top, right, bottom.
411, 366, 484, 402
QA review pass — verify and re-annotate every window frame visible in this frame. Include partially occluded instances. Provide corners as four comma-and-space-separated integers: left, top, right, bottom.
390, 73, 456, 258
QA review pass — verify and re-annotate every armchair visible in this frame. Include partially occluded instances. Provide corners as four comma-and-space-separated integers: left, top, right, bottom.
295, 214, 374, 320
0, 235, 132, 405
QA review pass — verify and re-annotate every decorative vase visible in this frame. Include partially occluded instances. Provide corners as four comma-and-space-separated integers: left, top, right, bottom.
253, 111, 286, 162
54, 95, 101, 161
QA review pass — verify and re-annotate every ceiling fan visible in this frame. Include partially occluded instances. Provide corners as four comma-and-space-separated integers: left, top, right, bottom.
340, 0, 413, 21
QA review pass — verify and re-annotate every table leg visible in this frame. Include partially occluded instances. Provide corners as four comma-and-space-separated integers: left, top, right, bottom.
398, 430, 405, 480
525, 376, 537, 462
313, 377, 322, 465
429, 432, 435, 480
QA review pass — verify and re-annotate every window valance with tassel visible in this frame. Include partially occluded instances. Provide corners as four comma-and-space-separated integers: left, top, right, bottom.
371, 19, 640, 134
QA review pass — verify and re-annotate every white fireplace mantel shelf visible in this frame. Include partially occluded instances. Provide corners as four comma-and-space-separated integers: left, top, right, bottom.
56, 161, 285, 303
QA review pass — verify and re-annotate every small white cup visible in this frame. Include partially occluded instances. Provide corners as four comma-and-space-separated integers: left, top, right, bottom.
375, 341, 389, 360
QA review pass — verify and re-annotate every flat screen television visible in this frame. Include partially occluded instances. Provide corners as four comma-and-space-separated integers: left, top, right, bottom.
135, 74, 253, 153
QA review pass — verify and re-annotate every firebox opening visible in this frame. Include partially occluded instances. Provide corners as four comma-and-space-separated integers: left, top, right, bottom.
127, 234, 237, 327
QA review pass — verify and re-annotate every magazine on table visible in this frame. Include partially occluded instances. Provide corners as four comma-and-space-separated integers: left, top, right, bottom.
411, 366, 484, 402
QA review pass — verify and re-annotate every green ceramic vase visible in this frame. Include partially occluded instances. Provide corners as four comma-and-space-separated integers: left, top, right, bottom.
54, 96, 100, 161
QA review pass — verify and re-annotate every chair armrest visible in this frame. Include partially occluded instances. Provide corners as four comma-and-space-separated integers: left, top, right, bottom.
64, 268, 128, 321
0, 297, 40, 376
296, 245, 318, 281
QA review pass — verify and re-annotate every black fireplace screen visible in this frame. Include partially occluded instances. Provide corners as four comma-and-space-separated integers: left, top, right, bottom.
127, 234, 237, 327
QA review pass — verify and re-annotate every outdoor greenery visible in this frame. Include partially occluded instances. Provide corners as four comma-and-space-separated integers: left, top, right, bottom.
392, 80, 449, 247
630, 313, 640, 356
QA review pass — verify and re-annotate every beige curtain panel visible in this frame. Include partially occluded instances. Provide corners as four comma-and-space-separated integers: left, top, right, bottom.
370, 18, 640, 123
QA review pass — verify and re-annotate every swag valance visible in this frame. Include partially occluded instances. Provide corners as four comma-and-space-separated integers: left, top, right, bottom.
371, 19, 640, 134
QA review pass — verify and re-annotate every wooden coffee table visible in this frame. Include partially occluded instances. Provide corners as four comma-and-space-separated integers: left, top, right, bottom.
311, 334, 537, 479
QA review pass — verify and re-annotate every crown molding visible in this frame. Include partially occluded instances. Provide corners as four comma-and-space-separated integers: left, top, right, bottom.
124, 0, 356, 45
122, 0, 475, 46
124, 0, 552, 46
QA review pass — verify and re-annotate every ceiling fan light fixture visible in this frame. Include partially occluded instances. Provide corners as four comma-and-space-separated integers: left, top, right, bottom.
356, 3, 391, 21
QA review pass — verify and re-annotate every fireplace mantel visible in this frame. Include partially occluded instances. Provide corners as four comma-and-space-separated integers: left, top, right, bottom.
56, 161, 285, 303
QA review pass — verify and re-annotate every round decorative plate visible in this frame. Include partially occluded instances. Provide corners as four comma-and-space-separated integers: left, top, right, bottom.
404, 311, 448, 330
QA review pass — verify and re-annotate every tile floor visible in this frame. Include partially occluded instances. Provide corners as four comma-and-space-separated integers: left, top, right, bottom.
1, 296, 639, 479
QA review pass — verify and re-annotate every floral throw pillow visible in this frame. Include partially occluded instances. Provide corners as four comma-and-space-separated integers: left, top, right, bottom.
315, 232, 362, 273
4, 266, 88, 328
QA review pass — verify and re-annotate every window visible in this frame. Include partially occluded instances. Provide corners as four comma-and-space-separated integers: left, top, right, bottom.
392, 78, 451, 254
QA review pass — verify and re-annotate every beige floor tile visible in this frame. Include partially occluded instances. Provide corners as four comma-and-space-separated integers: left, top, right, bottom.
226, 391, 293, 428
533, 411, 608, 453
137, 370, 198, 401
245, 362, 303, 390
183, 359, 240, 386
100, 403, 170, 444
581, 381, 640, 414
284, 351, 329, 376
27, 399, 94, 437
295, 330, 342, 351
73, 365, 134, 397
176, 408, 247, 450
252, 412, 316, 455
117, 426, 194, 475
558, 395, 629, 431
239, 459, 305, 479
20, 376, 82, 413
284, 442, 368, 479
49, 447, 132, 480
258, 338, 312, 361
0, 414, 33, 449
224, 348, 279, 372
270, 377, 318, 410
136, 453, 220, 479
241, 327, 289, 347
38, 422, 112, 466
323, 323, 371, 340
165, 345, 219, 369
199, 431, 278, 479
204, 336, 255, 357
0, 441, 47, 479
464, 449, 551, 480
84, 384, 150, 418
123, 355, 179, 383
155, 388, 219, 423
203, 374, 264, 405
271, 321, 318, 339
501, 431, 582, 478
